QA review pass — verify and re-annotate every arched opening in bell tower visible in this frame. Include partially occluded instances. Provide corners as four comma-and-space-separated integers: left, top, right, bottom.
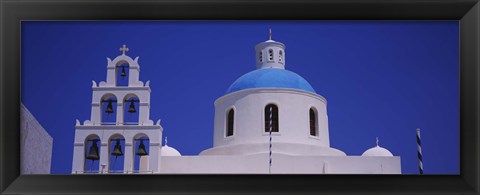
101, 94, 117, 125
116, 62, 130, 86
108, 134, 125, 173
123, 94, 140, 125
84, 134, 101, 173
133, 134, 150, 173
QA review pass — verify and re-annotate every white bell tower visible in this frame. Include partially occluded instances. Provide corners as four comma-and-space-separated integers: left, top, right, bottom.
72, 45, 162, 174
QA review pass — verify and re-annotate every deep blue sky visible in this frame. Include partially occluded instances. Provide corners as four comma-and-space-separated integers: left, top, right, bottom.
21, 21, 459, 174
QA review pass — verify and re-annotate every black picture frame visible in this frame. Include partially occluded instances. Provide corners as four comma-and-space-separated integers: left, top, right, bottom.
1, 0, 479, 194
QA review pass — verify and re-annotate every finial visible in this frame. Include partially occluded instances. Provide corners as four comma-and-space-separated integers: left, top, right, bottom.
164, 136, 168, 146
376, 137, 379, 147
119, 44, 129, 55
269, 28, 272, 40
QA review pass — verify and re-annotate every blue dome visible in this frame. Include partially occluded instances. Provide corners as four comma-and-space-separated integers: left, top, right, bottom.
226, 68, 316, 94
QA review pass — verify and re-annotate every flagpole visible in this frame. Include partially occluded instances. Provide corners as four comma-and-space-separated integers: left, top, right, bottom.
269, 106, 273, 174
416, 128, 423, 174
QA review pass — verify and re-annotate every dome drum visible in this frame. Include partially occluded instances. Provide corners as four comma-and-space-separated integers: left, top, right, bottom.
208, 88, 334, 156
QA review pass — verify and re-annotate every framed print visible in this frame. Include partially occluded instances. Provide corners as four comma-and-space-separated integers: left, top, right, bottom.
1, 0, 479, 194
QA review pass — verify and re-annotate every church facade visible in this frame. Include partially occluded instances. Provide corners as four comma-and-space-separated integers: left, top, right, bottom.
72, 34, 401, 174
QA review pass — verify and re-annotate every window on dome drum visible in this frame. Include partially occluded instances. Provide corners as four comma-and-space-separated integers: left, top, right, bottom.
226, 109, 234, 137
268, 49, 274, 61
310, 108, 317, 136
264, 104, 279, 132
279, 50, 283, 62
259, 52, 263, 62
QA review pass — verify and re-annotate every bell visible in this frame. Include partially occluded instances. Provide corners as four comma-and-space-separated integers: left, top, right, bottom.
128, 100, 136, 113
105, 100, 114, 114
86, 140, 100, 161
111, 140, 123, 157
120, 66, 126, 79
136, 140, 148, 156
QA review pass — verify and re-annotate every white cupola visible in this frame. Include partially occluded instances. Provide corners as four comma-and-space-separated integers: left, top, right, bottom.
161, 137, 181, 156
255, 29, 286, 69
362, 137, 394, 157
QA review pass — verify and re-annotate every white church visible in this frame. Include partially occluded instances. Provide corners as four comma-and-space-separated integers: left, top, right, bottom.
72, 33, 401, 174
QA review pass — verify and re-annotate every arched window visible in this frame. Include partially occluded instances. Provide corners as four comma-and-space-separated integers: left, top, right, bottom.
226, 109, 234, 137
259, 52, 263, 62
264, 104, 279, 132
279, 50, 283, 63
309, 108, 318, 136
268, 49, 274, 61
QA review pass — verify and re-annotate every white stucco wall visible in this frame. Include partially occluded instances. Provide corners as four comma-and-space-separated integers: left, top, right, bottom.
20, 103, 53, 174
160, 154, 401, 174
201, 142, 345, 156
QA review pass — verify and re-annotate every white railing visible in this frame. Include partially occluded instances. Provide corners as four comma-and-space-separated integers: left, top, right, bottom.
92, 122, 144, 126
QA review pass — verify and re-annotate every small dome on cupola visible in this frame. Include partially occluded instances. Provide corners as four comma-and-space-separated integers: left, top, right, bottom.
161, 137, 181, 156
362, 137, 393, 157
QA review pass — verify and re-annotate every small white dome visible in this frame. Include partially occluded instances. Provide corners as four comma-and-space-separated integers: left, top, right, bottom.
362, 146, 393, 157
161, 145, 181, 156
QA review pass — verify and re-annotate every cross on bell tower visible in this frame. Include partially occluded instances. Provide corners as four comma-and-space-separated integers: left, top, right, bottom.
119, 44, 129, 55
72, 45, 163, 174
